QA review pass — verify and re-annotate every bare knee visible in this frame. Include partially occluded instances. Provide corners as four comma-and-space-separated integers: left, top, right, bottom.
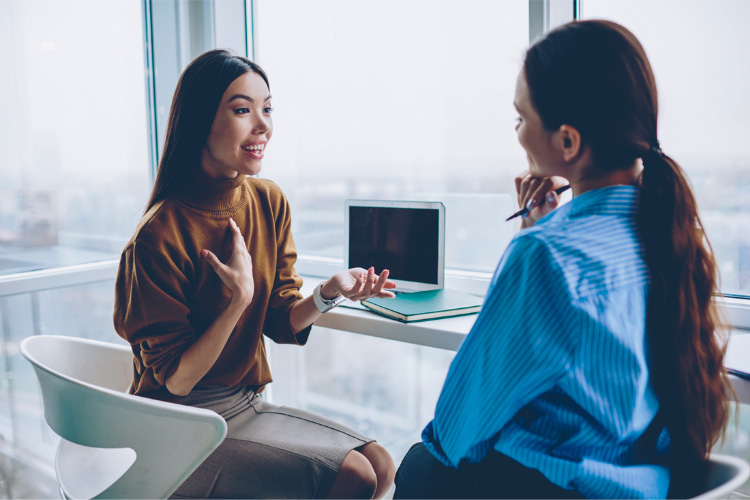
330, 450, 378, 499
359, 442, 396, 489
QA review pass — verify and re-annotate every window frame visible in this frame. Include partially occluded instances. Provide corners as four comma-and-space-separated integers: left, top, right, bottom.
247, 0, 750, 329
1, 0, 748, 331
254, 0, 577, 293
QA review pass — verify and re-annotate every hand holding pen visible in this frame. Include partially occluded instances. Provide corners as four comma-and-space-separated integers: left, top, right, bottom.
509, 173, 570, 226
506, 185, 571, 221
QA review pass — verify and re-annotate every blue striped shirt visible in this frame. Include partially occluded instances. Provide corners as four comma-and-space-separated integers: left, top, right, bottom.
422, 186, 670, 499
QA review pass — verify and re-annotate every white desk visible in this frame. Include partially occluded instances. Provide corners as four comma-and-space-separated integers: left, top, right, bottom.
300, 279, 477, 352
302, 277, 750, 386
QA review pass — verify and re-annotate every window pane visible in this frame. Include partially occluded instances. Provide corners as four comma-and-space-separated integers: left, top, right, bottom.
581, 0, 750, 297
254, 0, 529, 273
0, 0, 151, 275
0, 279, 122, 497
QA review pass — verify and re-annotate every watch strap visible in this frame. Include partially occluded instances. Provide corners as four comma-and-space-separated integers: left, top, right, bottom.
313, 282, 345, 313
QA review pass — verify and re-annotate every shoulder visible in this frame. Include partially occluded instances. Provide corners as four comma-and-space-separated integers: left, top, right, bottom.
245, 177, 287, 203
122, 198, 186, 256
485, 228, 573, 314
245, 177, 292, 221
527, 207, 647, 298
510, 222, 577, 278
498, 227, 563, 276
490, 229, 565, 293
473, 228, 579, 363
124, 200, 166, 247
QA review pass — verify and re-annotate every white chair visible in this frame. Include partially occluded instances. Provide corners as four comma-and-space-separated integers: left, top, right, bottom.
20, 334, 227, 499
692, 454, 750, 499
688, 374, 750, 498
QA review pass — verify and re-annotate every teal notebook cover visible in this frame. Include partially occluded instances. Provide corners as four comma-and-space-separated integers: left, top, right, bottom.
361, 289, 483, 323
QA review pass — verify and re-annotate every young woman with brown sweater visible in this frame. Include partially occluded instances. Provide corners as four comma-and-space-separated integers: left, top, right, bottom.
114, 49, 396, 499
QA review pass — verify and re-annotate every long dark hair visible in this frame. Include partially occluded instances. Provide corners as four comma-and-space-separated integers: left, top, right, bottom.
524, 20, 730, 492
145, 49, 269, 213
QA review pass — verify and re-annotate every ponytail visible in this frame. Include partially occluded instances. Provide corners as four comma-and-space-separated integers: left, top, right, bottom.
639, 147, 731, 493
523, 22, 732, 490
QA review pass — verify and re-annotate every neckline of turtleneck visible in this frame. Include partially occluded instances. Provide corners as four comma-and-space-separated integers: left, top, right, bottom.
175, 167, 247, 216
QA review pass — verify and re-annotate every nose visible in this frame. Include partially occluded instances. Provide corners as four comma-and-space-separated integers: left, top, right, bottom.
252, 112, 270, 135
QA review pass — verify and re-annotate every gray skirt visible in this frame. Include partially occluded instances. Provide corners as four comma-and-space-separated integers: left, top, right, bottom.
169, 385, 372, 499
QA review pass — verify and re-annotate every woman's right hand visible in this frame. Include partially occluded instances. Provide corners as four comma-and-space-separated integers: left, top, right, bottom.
201, 217, 254, 308
325, 267, 396, 302
515, 171, 569, 228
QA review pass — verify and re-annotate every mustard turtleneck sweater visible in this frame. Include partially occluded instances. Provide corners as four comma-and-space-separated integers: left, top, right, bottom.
113, 169, 310, 401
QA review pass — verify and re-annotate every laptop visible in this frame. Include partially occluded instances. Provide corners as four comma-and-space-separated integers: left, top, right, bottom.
344, 199, 446, 293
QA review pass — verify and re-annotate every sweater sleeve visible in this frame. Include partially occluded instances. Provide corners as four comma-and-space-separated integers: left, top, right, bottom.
262, 191, 312, 345
114, 238, 194, 392
422, 232, 578, 467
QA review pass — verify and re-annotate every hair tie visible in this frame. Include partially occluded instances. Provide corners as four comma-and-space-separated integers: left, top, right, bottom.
650, 141, 664, 157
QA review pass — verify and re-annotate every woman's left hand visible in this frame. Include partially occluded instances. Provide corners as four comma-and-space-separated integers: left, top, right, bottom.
322, 267, 397, 302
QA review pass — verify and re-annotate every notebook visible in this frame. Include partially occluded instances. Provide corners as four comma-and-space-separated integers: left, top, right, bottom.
360, 288, 483, 323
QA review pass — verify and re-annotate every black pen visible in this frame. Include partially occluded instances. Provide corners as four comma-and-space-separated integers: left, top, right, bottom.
505, 185, 571, 222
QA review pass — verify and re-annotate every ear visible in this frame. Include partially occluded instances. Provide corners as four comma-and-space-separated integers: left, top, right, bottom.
556, 124, 582, 162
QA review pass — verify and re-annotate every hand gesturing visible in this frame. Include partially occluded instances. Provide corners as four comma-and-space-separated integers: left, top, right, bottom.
201, 218, 254, 308
325, 267, 396, 302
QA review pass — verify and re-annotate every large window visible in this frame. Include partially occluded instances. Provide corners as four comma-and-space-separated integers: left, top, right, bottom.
255, 0, 750, 471
0, 1, 149, 496
580, 0, 750, 297
254, 0, 530, 275
254, 0, 531, 467
1, 0, 749, 496
0, 1, 151, 274
255, 0, 750, 302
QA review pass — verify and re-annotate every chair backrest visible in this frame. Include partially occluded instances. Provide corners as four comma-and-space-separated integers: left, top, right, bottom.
687, 374, 750, 499
22, 333, 133, 391
20, 335, 227, 499
692, 454, 750, 499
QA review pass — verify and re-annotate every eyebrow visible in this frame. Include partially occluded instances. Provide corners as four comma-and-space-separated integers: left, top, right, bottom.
228, 94, 272, 103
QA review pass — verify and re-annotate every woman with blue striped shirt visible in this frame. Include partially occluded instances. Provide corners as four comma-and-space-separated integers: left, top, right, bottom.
394, 20, 731, 499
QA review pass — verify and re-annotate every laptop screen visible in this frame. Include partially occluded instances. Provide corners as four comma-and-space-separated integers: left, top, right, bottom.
346, 200, 445, 291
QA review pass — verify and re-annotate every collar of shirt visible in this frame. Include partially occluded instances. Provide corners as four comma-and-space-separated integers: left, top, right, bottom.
537, 184, 639, 226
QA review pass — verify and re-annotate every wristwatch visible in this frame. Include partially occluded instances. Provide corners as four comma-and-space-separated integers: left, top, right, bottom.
313, 282, 346, 313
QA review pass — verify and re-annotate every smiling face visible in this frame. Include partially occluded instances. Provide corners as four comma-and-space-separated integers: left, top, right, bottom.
514, 69, 560, 178
200, 71, 273, 179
